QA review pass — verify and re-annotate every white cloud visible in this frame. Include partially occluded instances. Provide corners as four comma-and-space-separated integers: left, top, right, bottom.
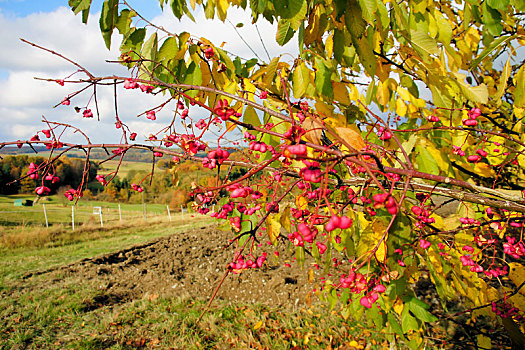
0, 4, 298, 145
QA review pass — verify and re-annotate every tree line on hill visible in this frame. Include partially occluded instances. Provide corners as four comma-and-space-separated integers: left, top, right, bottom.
0, 154, 248, 208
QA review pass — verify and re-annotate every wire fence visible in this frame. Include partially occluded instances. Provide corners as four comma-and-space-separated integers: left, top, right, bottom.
0, 203, 201, 231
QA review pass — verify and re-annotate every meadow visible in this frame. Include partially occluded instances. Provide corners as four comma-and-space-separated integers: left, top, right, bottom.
0, 198, 374, 349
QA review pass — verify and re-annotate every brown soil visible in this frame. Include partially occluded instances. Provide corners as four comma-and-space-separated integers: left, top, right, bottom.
43, 225, 323, 309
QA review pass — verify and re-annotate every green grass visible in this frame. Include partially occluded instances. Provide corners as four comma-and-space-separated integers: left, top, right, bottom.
0, 194, 184, 236
97, 159, 153, 179
0, 219, 378, 349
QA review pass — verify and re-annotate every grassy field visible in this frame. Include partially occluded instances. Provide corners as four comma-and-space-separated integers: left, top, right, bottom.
97, 159, 153, 179
0, 217, 376, 349
0, 194, 189, 239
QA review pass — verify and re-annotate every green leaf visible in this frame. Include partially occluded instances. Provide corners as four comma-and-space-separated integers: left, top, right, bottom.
115, 9, 135, 35
366, 300, 385, 330
243, 106, 260, 126
407, 298, 438, 323
276, 19, 295, 46
314, 57, 333, 99
482, 1, 503, 36
470, 35, 514, 69
415, 144, 439, 175
170, 0, 184, 19
333, 29, 345, 63
292, 62, 310, 99
273, 0, 305, 19
69, 0, 92, 15
120, 28, 146, 53
487, 0, 509, 10
99, 0, 118, 49
295, 246, 305, 268
409, 29, 438, 57
158, 36, 179, 62
345, 0, 366, 38
387, 313, 404, 336
514, 64, 525, 108
357, 0, 377, 24
353, 35, 376, 77
141, 33, 158, 76
183, 62, 202, 97
401, 307, 420, 333
216, 47, 235, 73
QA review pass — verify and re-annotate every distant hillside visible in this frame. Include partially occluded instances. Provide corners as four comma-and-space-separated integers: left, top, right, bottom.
1, 146, 238, 162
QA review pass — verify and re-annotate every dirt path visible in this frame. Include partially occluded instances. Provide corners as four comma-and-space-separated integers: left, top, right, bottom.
47, 225, 323, 309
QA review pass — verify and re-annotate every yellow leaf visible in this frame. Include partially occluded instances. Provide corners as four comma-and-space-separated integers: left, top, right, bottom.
504, 287, 525, 313
393, 297, 404, 315
374, 238, 387, 263
356, 219, 386, 260
266, 215, 281, 244
349, 83, 360, 101
314, 100, 335, 117
296, 196, 308, 210
301, 117, 324, 146
280, 206, 292, 232
243, 78, 257, 102
376, 80, 391, 106
509, 263, 525, 296
396, 98, 407, 117
253, 320, 263, 330
397, 86, 413, 101
333, 81, 350, 105
334, 127, 366, 152
474, 163, 496, 178
308, 268, 314, 282
477, 335, 491, 349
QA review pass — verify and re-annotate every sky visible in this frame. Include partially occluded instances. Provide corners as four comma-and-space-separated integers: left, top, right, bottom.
0, 0, 298, 145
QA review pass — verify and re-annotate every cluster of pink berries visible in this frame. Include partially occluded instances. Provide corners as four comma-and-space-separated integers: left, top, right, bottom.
131, 183, 144, 192
44, 174, 60, 184
203, 47, 214, 60
214, 99, 236, 121
372, 193, 398, 215
28, 163, 38, 179
503, 237, 525, 259
202, 149, 229, 169
64, 188, 80, 201
248, 141, 269, 153
83, 109, 93, 118
325, 215, 353, 232
459, 217, 481, 225
195, 119, 207, 130
410, 205, 436, 228
360, 284, 387, 308
35, 186, 51, 196
96, 175, 108, 186
463, 107, 481, 127
229, 253, 267, 273
377, 126, 393, 141
123, 79, 154, 93
284, 144, 307, 158
492, 301, 524, 321
146, 110, 156, 120
288, 223, 319, 247
299, 161, 322, 183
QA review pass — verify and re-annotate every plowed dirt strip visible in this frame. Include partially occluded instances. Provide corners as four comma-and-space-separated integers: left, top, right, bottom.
42, 226, 323, 309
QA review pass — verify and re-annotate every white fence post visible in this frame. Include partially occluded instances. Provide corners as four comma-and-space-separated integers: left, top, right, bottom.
71, 206, 75, 231
118, 204, 122, 221
167, 205, 172, 221
43, 204, 48, 228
